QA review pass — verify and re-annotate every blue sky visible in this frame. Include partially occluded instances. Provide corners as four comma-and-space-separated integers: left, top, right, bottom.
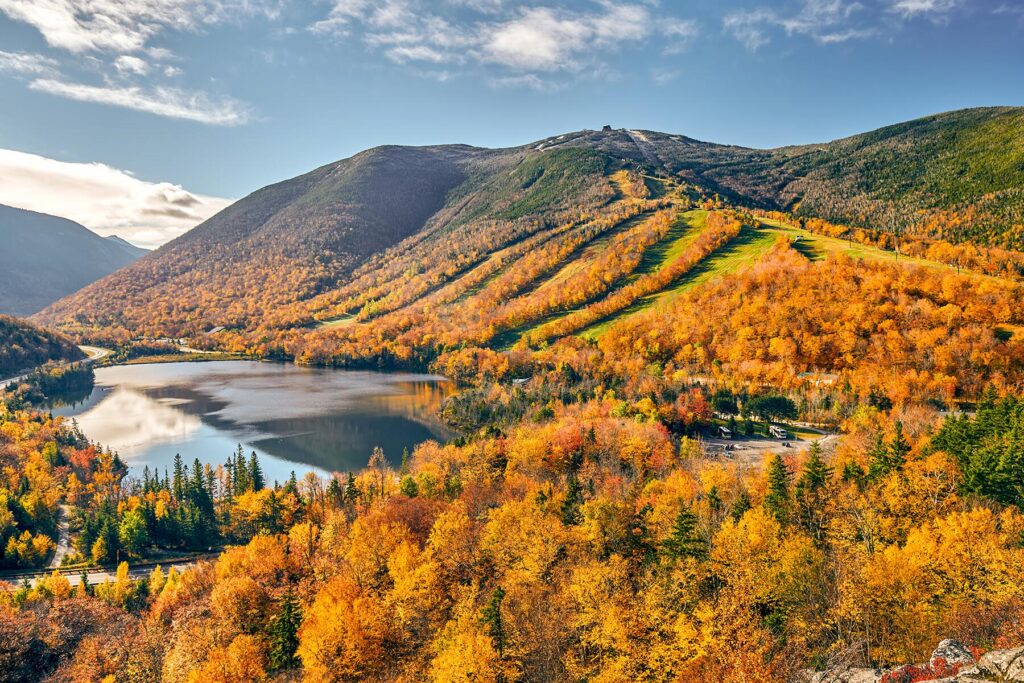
0, 0, 1022, 246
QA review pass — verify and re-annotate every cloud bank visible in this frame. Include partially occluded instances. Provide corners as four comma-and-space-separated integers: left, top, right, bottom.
311, 0, 700, 89
0, 149, 233, 248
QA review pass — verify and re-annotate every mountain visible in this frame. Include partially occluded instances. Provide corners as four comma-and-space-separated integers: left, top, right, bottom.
0, 314, 82, 379
105, 235, 149, 260
0, 204, 149, 316
36, 107, 1024, 346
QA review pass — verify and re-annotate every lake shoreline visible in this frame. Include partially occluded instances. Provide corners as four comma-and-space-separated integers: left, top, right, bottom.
49, 360, 454, 482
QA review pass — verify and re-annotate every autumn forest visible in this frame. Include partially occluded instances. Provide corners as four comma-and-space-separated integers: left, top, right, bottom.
4, 109, 1024, 683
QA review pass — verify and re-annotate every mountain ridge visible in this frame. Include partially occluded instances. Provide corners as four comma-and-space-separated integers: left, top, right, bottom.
0, 204, 149, 317
35, 106, 1024, 342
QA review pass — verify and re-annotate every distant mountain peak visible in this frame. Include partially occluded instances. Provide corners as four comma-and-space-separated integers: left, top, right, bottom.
0, 204, 148, 316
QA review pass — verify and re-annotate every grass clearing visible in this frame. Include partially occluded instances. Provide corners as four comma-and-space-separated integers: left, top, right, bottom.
579, 218, 778, 339
316, 313, 358, 329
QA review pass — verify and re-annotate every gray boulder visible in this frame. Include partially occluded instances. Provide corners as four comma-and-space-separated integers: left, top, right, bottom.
976, 646, 1024, 681
931, 639, 975, 670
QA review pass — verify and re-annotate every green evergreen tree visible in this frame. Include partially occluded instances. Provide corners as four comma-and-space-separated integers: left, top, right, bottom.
326, 476, 344, 508
841, 460, 867, 488
866, 431, 890, 481
172, 453, 185, 501
268, 588, 302, 671
731, 489, 752, 522
795, 442, 833, 542
249, 451, 265, 491
234, 445, 250, 494
661, 505, 707, 560
763, 454, 792, 524
344, 472, 361, 506
560, 474, 584, 526
284, 471, 298, 497
888, 421, 911, 470
480, 587, 506, 658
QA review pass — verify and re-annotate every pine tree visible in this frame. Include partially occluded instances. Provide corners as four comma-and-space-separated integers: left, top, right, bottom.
480, 587, 506, 658
561, 474, 584, 525
867, 431, 889, 481
841, 460, 867, 487
795, 442, 832, 495
661, 505, 707, 560
249, 451, 265, 491
764, 454, 791, 524
260, 491, 284, 535
234, 445, 250, 494
268, 588, 302, 671
795, 442, 833, 542
888, 421, 911, 470
326, 476, 343, 508
344, 472, 361, 506
172, 453, 185, 501
731, 489, 752, 522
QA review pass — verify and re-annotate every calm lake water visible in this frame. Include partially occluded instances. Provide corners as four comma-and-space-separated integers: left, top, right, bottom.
50, 361, 453, 483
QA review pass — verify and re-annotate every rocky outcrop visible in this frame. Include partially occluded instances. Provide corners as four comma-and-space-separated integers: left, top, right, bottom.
801, 641, 1024, 683
976, 647, 1024, 681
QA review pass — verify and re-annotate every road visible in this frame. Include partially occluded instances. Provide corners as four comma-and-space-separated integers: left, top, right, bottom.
1, 344, 112, 390
47, 504, 72, 569
2, 554, 215, 589
78, 345, 112, 362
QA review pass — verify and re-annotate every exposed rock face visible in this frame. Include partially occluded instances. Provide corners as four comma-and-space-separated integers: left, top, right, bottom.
802, 641, 1024, 683
976, 647, 1024, 681
932, 640, 977, 670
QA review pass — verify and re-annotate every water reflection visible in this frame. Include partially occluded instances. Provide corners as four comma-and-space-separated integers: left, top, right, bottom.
69, 387, 202, 451
51, 361, 453, 482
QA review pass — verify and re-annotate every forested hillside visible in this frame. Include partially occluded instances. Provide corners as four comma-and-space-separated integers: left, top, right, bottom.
37, 107, 1024, 346
776, 107, 1024, 247
0, 315, 82, 378
0, 205, 147, 316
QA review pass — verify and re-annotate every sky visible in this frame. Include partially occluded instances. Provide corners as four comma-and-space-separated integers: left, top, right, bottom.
0, 0, 1022, 248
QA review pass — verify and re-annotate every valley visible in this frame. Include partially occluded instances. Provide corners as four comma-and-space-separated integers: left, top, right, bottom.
4, 108, 1024, 683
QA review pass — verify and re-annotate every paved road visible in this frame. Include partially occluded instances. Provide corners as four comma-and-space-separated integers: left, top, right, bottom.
78, 345, 112, 362
2, 555, 214, 589
47, 504, 72, 569
1, 345, 112, 390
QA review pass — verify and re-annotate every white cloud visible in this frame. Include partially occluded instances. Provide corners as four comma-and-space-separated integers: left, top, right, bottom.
488, 73, 563, 91
889, 0, 961, 18
0, 50, 59, 77
29, 78, 253, 126
114, 54, 150, 75
725, 0, 872, 50
660, 18, 699, 54
386, 44, 447, 63
0, 0, 282, 55
0, 1, 270, 125
651, 68, 680, 85
0, 148, 233, 248
312, 1, 692, 80
723, 9, 775, 50
483, 8, 592, 70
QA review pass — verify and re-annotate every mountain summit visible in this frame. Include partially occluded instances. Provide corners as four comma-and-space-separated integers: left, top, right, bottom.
36, 107, 1024, 340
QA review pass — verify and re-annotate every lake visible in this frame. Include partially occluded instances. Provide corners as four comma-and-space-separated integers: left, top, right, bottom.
50, 361, 453, 483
